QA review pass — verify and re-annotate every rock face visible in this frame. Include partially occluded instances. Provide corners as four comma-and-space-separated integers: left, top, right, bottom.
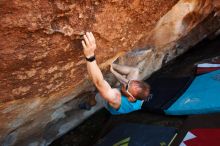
0, 0, 219, 145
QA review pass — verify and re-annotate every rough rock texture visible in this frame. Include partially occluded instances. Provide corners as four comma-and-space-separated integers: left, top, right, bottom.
0, 0, 220, 145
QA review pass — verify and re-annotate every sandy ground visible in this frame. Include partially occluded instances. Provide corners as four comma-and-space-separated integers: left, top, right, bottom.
50, 35, 220, 146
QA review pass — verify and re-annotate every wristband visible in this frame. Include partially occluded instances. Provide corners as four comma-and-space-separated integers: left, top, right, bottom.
86, 55, 96, 62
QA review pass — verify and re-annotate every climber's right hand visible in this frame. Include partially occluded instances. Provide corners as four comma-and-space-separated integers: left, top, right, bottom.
81, 32, 97, 58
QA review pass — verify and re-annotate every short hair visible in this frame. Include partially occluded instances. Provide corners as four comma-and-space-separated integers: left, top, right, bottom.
130, 80, 151, 100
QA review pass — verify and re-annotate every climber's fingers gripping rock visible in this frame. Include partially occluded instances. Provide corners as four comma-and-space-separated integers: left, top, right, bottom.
82, 32, 97, 58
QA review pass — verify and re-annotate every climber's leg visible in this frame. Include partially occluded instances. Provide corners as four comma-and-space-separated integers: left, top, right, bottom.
112, 63, 139, 80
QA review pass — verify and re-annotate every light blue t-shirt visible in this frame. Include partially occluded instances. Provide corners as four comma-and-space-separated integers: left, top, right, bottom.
106, 94, 143, 115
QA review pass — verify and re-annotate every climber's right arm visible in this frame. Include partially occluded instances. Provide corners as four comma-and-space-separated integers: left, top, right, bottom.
81, 32, 120, 108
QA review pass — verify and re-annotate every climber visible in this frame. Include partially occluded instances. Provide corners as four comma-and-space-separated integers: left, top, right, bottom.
81, 32, 151, 115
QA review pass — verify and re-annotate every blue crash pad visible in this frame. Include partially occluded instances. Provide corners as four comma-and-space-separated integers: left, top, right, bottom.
165, 70, 220, 115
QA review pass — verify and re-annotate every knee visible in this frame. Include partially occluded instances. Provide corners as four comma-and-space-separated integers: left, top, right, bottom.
131, 68, 139, 74
128, 68, 140, 80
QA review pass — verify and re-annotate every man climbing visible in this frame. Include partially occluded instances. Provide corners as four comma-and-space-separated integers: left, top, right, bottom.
81, 32, 151, 115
